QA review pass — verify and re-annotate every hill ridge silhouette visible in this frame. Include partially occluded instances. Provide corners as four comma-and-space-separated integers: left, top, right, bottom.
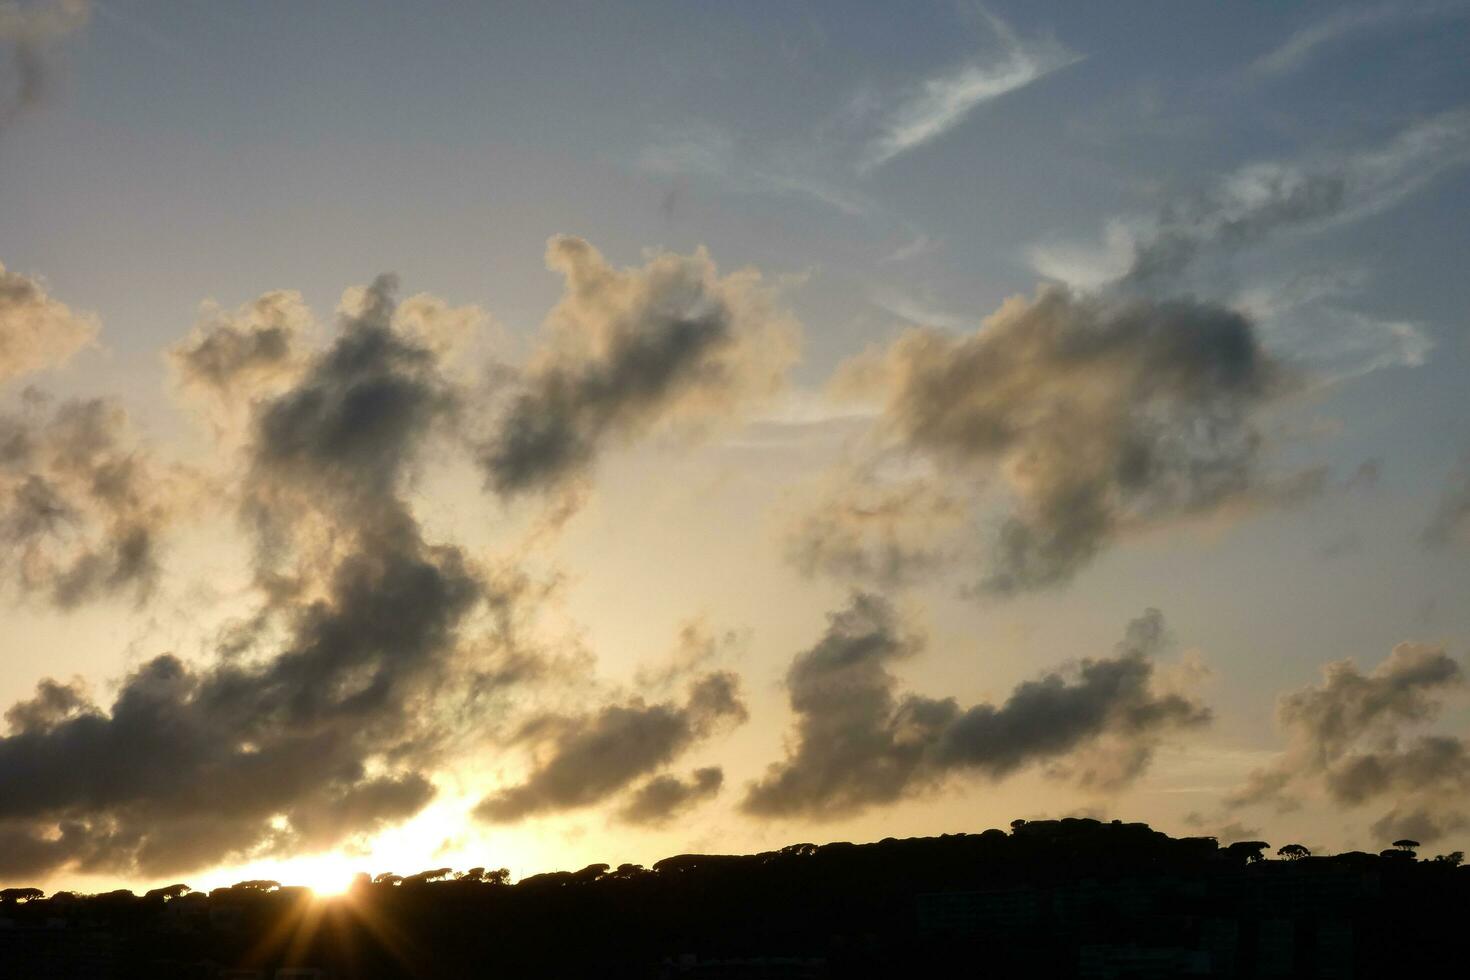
2, 817, 1466, 977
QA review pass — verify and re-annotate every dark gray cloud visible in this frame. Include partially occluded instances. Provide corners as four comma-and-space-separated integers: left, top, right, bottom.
0, 394, 183, 608
480, 235, 797, 497
0, 260, 96, 382
1275, 644, 1460, 758
810, 286, 1305, 594
617, 766, 724, 826
0, 274, 525, 879
1227, 643, 1469, 843
1369, 801, 1469, 847
742, 597, 1209, 819
240, 274, 460, 570
939, 610, 1210, 791
0, 1, 89, 136
475, 671, 746, 823
2, 676, 86, 732
1326, 736, 1470, 807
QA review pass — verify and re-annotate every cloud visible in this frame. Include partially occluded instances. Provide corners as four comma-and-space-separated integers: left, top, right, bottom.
170, 290, 313, 419
480, 236, 799, 497
1226, 643, 1470, 843
633, 619, 743, 692
242, 274, 462, 569
866, 285, 974, 332
617, 766, 724, 826
878, 234, 938, 265
800, 285, 1301, 593
1127, 112, 1470, 292
638, 124, 874, 217
742, 598, 1209, 819
1025, 113, 1466, 387
638, 11, 1073, 215
1422, 460, 1470, 548
0, 273, 528, 879
0, 0, 89, 134
860, 13, 1079, 170
1234, 271, 1432, 385
475, 671, 746, 823
0, 261, 97, 383
1033, 111, 1470, 296
1246, 3, 1466, 80
2, 675, 86, 731
784, 472, 966, 590
0, 393, 186, 607
0, 238, 807, 877
1370, 799, 1469, 845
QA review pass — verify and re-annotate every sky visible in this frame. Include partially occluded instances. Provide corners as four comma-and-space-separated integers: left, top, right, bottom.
2, 0, 1470, 896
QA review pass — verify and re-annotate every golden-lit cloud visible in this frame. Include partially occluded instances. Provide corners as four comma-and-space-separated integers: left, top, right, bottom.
481, 235, 800, 499
790, 285, 1313, 594
0, 261, 97, 382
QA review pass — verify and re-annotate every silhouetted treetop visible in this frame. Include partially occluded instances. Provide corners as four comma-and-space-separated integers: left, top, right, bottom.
0, 886, 43, 903
3, 819, 1466, 978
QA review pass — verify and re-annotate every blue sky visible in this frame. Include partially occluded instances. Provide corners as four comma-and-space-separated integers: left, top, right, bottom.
2, 1, 1470, 891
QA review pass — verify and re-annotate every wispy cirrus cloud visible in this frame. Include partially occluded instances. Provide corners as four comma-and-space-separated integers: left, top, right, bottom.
1027, 110, 1470, 382
639, 10, 1077, 215
859, 13, 1079, 171
1031, 109, 1470, 292
638, 123, 875, 217
1246, 2, 1468, 80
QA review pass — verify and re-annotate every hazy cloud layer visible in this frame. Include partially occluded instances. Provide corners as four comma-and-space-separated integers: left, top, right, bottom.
481, 236, 798, 497
1227, 643, 1470, 843
475, 672, 746, 822
742, 597, 1208, 819
784, 473, 966, 590
0, 261, 97, 382
798, 286, 1299, 593
0, 394, 184, 607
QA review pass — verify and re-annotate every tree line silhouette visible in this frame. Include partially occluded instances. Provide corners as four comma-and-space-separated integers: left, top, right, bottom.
1, 818, 1466, 977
